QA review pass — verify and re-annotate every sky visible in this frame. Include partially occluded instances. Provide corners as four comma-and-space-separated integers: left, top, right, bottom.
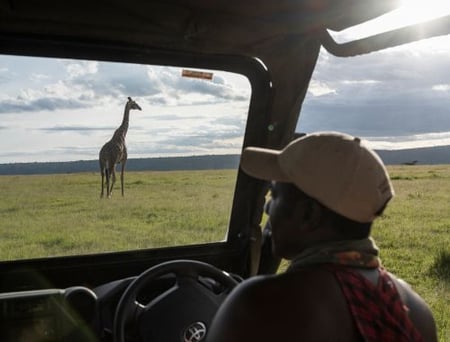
298, 0, 450, 150
0, 61, 251, 163
1, 0, 450, 163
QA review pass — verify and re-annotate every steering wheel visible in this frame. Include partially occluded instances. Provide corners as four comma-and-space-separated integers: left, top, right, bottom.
113, 259, 239, 342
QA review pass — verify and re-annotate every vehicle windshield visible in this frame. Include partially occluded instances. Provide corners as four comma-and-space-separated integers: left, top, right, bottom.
0, 55, 251, 260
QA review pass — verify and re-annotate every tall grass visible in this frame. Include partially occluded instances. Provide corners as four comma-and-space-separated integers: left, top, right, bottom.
0, 165, 449, 340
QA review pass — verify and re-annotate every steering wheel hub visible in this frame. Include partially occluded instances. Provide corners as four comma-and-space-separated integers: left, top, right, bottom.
113, 260, 238, 342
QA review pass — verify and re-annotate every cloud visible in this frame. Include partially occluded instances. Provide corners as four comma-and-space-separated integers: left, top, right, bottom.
39, 125, 114, 133
432, 84, 450, 92
299, 40, 450, 141
300, 100, 450, 137
131, 131, 243, 157
0, 67, 11, 83
129, 113, 246, 157
0, 97, 90, 113
30, 73, 51, 82
144, 67, 249, 106
0, 58, 249, 115
63, 60, 98, 78
70, 63, 158, 98
308, 80, 336, 96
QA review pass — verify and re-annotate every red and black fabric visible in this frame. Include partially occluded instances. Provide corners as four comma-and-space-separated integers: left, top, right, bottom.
327, 265, 424, 342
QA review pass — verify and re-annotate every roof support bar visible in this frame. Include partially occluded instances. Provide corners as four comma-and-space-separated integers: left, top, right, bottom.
321, 14, 450, 57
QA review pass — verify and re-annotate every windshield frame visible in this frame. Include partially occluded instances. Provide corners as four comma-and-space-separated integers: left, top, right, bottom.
0, 34, 273, 289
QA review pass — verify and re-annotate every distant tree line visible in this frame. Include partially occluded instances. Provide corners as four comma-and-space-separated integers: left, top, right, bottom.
0, 155, 241, 175
0, 145, 449, 175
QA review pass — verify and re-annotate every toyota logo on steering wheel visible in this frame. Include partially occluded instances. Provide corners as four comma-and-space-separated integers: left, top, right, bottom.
183, 321, 207, 342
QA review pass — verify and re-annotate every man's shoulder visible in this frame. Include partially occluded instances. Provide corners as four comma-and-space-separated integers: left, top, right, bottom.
387, 272, 438, 341
229, 267, 341, 307
207, 268, 359, 342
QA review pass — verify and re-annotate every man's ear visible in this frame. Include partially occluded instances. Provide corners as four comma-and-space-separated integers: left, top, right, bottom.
303, 200, 323, 232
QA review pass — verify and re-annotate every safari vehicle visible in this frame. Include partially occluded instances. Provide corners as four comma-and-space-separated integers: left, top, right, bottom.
0, 0, 449, 341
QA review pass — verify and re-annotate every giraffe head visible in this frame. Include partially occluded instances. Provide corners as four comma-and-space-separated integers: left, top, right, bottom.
127, 97, 142, 111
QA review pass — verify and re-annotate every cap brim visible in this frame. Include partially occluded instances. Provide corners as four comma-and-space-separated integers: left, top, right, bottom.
240, 147, 289, 182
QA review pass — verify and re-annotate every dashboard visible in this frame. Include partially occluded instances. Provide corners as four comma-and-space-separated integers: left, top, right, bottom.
0, 287, 97, 341
0, 260, 238, 342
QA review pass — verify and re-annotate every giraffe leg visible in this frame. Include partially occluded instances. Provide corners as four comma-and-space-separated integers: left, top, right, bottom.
100, 169, 105, 198
109, 168, 116, 197
106, 168, 111, 198
120, 160, 127, 197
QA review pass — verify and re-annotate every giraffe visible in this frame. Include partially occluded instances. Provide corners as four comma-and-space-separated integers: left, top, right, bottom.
99, 97, 142, 198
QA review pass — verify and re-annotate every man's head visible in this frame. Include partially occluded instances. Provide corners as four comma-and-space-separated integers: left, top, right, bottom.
241, 131, 394, 224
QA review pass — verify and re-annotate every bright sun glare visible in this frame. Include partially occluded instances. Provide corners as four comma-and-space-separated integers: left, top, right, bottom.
338, 0, 450, 41
398, 0, 450, 26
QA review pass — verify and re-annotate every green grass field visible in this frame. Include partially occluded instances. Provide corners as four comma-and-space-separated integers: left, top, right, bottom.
0, 170, 236, 258
0, 165, 449, 340
376, 165, 450, 341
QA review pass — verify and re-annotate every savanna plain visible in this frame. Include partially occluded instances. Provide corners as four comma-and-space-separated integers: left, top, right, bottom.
0, 165, 449, 341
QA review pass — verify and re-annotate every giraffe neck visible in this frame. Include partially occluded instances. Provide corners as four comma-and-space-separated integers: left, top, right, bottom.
115, 104, 130, 138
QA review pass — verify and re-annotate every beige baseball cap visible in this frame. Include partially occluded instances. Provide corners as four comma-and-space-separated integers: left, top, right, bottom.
241, 131, 394, 223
